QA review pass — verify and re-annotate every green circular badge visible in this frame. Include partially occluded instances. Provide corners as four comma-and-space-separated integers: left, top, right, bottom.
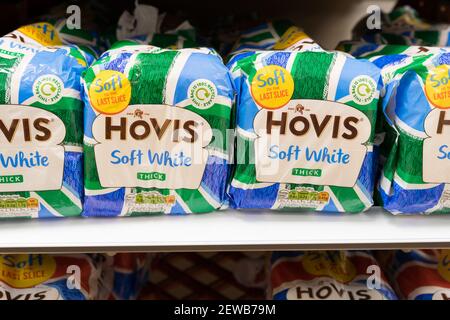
188, 79, 217, 109
350, 75, 376, 105
33, 75, 63, 105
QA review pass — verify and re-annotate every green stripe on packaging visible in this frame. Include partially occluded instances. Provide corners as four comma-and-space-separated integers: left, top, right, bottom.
128, 51, 179, 105
291, 52, 334, 100
36, 190, 81, 217
176, 189, 216, 213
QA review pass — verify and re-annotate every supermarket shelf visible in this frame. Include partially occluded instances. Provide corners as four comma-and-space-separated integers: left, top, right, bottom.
0, 207, 449, 253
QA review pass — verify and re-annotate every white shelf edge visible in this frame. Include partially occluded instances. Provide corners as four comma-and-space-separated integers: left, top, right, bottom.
0, 208, 449, 253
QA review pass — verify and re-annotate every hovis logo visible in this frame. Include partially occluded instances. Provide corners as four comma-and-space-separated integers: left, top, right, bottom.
92, 105, 213, 189
0, 105, 66, 192
0, 283, 59, 300
286, 279, 384, 300
253, 99, 371, 187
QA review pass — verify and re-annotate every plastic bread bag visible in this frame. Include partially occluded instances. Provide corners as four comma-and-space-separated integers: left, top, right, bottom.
5, 21, 100, 59
228, 50, 381, 213
81, 45, 234, 216
336, 41, 448, 59
108, 253, 152, 300
360, 31, 450, 47
379, 250, 450, 300
228, 22, 322, 66
379, 5, 450, 46
0, 27, 92, 218
374, 48, 450, 214
270, 251, 397, 300
0, 254, 111, 300
352, 5, 450, 47
129, 34, 197, 49
230, 20, 295, 55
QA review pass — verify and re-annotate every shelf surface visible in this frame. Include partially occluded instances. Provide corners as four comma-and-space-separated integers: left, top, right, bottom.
0, 208, 449, 253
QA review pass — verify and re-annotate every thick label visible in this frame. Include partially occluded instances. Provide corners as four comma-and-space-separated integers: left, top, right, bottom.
253, 100, 371, 187
0, 255, 56, 288
423, 109, 450, 183
285, 278, 384, 300
92, 105, 212, 189
0, 105, 65, 192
